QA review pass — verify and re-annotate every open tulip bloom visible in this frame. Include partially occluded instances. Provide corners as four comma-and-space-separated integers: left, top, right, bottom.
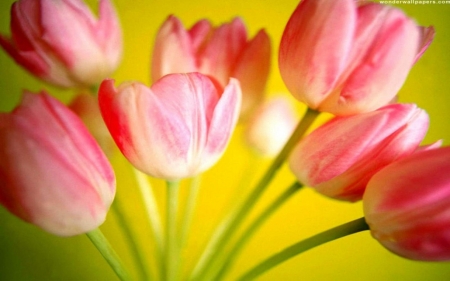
0, 0, 122, 88
2, 0, 450, 281
279, 0, 434, 115
98, 73, 241, 180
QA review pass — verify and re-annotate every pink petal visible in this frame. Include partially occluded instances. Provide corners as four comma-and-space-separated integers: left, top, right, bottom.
0, 34, 49, 77
151, 15, 197, 82
0, 92, 115, 236
322, 4, 419, 115
414, 25, 435, 64
289, 103, 428, 201
188, 19, 213, 52
278, 0, 356, 108
232, 29, 271, 118
96, 0, 123, 69
201, 77, 241, 171
198, 17, 247, 86
364, 147, 450, 261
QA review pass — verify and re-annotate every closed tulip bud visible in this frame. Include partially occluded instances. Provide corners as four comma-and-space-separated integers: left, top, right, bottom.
289, 104, 429, 202
279, 0, 434, 115
245, 96, 297, 157
364, 147, 450, 261
152, 15, 270, 119
99, 73, 241, 180
0, 0, 122, 88
0, 92, 116, 237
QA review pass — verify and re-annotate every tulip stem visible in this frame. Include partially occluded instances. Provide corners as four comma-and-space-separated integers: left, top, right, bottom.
180, 176, 202, 247
208, 182, 304, 281
237, 217, 370, 281
86, 228, 132, 281
165, 180, 180, 281
132, 168, 164, 278
190, 107, 320, 280
112, 200, 152, 281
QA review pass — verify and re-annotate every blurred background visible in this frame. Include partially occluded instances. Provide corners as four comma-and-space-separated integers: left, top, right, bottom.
1, 0, 450, 280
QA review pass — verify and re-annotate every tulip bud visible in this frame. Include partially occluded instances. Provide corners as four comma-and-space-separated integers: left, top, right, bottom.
0, 92, 116, 236
98, 73, 241, 180
244, 96, 297, 157
289, 103, 429, 202
0, 0, 122, 88
279, 0, 434, 115
152, 15, 270, 119
364, 147, 450, 261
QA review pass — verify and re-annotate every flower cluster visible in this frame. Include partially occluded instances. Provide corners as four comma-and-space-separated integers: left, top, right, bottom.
0, 0, 449, 280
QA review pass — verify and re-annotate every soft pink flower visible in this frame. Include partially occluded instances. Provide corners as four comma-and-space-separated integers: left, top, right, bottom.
98, 73, 241, 180
289, 103, 429, 202
152, 15, 270, 119
364, 146, 450, 261
279, 0, 434, 115
0, 92, 115, 237
245, 96, 297, 157
0, 0, 122, 88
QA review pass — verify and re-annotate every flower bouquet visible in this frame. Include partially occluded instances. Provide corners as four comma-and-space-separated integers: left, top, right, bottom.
1, 0, 450, 280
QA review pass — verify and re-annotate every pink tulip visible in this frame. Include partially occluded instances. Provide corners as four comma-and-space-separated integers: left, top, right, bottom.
279, 0, 434, 115
364, 146, 450, 261
0, 0, 122, 88
152, 15, 270, 119
289, 103, 429, 202
98, 73, 241, 180
245, 96, 297, 157
0, 92, 116, 236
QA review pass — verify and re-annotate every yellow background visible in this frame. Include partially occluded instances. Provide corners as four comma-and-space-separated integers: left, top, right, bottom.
1, 0, 450, 280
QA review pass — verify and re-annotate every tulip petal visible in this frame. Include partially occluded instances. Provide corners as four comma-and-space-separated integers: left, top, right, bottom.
199, 17, 247, 85
414, 25, 435, 64
96, 0, 123, 69
232, 29, 271, 118
40, 0, 110, 84
188, 19, 212, 52
289, 104, 428, 201
320, 4, 420, 114
364, 147, 450, 261
151, 15, 197, 82
201, 77, 241, 171
279, 0, 356, 108
0, 92, 115, 236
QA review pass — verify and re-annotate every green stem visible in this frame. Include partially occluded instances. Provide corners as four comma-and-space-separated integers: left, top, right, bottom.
112, 201, 151, 281
165, 180, 180, 281
190, 108, 320, 280
180, 176, 202, 247
237, 217, 370, 281
86, 228, 132, 281
209, 182, 303, 281
132, 168, 164, 278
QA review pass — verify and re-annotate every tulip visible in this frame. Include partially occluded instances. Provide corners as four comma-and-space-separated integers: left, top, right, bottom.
244, 96, 297, 157
98, 73, 241, 180
152, 15, 270, 119
279, 0, 434, 115
289, 103, 429, 202
0, 0, 122, 88
364, 146, 450, 261
0, 92, 116, 236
